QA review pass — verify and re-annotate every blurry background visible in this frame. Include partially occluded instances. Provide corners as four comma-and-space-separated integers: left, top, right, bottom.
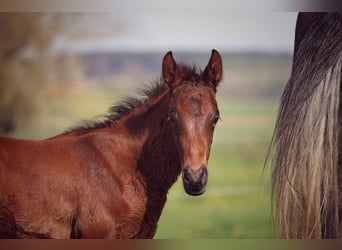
0, 11, 297, 238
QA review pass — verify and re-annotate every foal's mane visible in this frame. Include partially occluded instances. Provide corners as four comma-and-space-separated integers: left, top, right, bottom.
67, 64, 203, 133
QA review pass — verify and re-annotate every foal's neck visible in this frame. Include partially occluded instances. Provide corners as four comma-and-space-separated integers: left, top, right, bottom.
116, 88, 182, 238
123, 88, 181, 192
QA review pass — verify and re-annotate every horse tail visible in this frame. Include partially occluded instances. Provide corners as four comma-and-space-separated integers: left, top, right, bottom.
269, 13, 342, 238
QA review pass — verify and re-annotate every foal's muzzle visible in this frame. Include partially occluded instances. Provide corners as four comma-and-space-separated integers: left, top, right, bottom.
182, 166, 208, 196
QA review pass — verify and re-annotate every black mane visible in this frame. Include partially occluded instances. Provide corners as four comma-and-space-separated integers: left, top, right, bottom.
67, 64, 203, 133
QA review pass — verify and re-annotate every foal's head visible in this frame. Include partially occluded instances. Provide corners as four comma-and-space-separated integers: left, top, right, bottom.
162, 50, 223, 196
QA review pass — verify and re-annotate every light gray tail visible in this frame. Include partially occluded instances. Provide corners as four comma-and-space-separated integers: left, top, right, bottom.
270, 13, 342, 238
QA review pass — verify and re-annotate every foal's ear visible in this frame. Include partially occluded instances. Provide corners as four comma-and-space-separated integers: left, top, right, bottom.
162, 51, 183, 87
203, 49, 223, 90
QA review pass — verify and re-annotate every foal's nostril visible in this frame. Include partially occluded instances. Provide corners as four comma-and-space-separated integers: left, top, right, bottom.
182, 168, 193, 183
200, 167, 208, 185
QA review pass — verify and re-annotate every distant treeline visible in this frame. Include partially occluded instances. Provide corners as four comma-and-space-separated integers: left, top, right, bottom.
78, 51, 292, 79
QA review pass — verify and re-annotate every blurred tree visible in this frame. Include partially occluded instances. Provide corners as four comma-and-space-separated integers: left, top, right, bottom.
0, 13, 127, 135
0, 13, 62, 134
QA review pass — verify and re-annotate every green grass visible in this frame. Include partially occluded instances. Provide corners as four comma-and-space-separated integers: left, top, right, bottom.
155, 193, 272, 238
10, 85, 277, 238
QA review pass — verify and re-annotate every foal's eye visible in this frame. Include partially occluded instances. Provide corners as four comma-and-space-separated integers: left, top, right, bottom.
213, 115, 220, 126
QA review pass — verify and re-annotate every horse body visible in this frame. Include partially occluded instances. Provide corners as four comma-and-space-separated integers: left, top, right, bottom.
0, 50, 223, 238
0, 91, 173, 238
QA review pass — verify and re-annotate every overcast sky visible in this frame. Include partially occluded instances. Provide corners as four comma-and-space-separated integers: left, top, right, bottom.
61, 12, 298, 54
